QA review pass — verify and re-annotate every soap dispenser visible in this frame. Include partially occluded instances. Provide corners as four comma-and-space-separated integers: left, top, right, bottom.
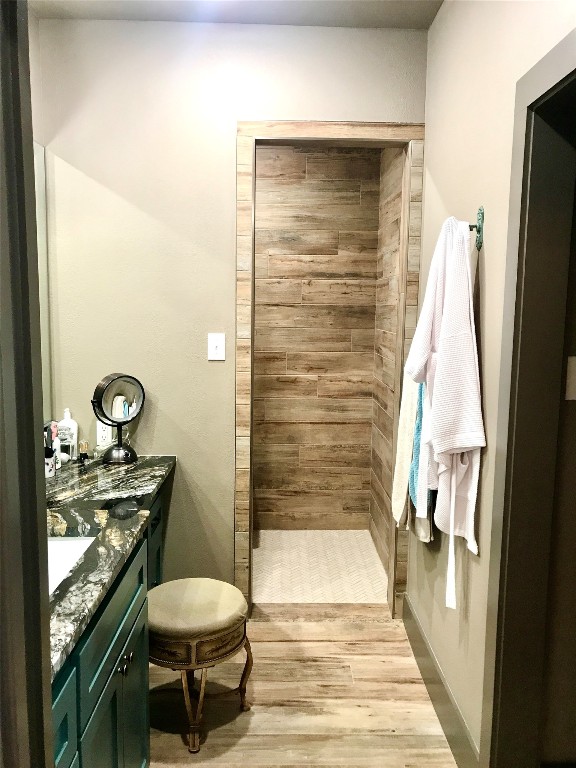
58, 408, 78, 460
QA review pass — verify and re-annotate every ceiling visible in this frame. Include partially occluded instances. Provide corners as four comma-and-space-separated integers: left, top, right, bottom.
29, 0, 443, 29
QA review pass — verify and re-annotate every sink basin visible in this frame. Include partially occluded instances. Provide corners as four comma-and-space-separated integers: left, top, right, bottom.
48, 537, 95, 594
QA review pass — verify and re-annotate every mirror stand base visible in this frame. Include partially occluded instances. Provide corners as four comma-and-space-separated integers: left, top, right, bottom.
102, 444, 138, 464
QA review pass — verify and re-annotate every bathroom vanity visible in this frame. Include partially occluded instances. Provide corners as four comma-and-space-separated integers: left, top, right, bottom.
48, 456, 176, 768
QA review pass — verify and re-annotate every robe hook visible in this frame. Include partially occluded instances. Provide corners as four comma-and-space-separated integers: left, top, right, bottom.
469, 206, 484, 251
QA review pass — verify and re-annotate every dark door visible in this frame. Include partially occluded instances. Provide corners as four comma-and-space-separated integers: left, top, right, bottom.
539, 194, 576, 765
493, 75, 576, 768
0, 3, 52, 766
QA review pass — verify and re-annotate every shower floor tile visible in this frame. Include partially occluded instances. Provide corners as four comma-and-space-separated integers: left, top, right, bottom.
252, 530, 388, 603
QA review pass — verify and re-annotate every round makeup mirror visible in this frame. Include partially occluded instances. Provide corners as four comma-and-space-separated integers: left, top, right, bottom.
91, 373, 145, 464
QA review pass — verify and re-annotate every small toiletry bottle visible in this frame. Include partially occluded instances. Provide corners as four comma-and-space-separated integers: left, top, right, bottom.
53, 435, 61, 470
44, 446, 55, 478
58, 408, 78, 460
78, 440, 90, 468
51, 422, 61, 470
43, 422, 53, 451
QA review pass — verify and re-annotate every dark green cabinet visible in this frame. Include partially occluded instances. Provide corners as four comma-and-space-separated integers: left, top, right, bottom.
81, 603, 148, 768
52, 539, 150, 768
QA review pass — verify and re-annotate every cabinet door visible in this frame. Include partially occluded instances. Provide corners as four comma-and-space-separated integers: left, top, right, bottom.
52, 665, 77, 768
121, 603, 149, 768
80, 667, 123, 768
81, 604, 149, 768
78, 541, 147, 731
147, 497, 163, 589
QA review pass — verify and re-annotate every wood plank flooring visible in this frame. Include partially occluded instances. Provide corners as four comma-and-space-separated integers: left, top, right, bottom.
149, 604, 457, 767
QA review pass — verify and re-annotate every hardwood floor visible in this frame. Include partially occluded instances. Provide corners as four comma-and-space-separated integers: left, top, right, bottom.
149, 604, 457, 767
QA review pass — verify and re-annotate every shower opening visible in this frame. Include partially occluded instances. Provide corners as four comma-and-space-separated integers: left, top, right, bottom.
234, 123, 424, 617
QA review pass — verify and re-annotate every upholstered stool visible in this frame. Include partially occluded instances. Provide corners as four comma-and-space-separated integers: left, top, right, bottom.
148, 578, 253, 753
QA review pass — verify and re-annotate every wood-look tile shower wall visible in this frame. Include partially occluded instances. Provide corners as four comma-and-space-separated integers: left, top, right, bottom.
369, 144, 423, 595
253, 146, 381, 530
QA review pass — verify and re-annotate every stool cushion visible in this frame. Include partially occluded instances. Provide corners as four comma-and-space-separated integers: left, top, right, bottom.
148, 578, 248, 640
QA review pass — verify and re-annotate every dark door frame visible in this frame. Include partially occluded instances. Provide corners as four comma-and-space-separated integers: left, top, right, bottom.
0, 2, 52, 766
485, 32, 576, 768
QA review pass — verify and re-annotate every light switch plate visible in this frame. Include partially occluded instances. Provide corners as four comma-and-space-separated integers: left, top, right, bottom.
566, 357, 576, 400
208, 332, 226, 361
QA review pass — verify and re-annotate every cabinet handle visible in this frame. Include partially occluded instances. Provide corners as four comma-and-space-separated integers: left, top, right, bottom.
117, 663, 129, 677
123, 652, 134, 666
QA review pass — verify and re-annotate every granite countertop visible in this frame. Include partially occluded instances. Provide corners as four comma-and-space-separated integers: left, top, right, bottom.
48, 455, 176, 680
46, 454, 176, 511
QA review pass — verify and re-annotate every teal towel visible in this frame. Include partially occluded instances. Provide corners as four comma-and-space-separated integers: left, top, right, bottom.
409, 383, 424, 507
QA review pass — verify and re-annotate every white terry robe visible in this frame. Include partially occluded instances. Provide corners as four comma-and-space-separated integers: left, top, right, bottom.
405, 217, 486, 609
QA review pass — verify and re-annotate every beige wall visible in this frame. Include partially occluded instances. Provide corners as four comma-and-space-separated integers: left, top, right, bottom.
409, 0, 576, 755
32, 20, 426, 583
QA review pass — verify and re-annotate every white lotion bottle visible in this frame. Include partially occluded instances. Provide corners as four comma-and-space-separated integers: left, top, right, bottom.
58, 408, 78, 460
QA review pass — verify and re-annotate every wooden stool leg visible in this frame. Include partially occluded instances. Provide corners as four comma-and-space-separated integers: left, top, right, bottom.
181, 670, 195, 738
181, 668, 208, 753
239, 637, 253, 712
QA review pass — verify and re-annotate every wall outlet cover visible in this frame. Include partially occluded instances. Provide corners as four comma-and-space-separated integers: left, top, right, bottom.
96, 422, 113, 447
